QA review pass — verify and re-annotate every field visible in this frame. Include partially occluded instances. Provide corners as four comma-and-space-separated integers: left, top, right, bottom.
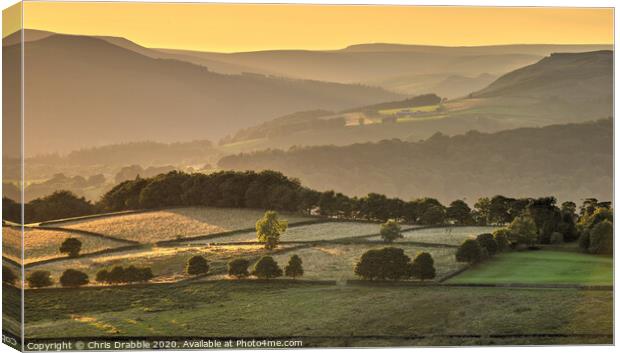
52, 208, 315, 243
272, 244, 460, 281
379, 104, 441, 115
3, 226, 130, 264
448, 250, 613, 285
24, 244, 290, 286
18, 281, 612, 345
197, 221, 384, 244
367, 226, 499, 245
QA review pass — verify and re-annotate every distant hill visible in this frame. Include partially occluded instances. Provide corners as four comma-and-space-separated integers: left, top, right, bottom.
3, 30, 401, 156
218, 119, 612, 204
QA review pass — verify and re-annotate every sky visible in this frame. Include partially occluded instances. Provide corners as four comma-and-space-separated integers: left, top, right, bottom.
5, 2, 615, 52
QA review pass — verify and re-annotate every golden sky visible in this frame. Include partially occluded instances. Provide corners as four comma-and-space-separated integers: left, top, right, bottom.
11, 2, 615, 52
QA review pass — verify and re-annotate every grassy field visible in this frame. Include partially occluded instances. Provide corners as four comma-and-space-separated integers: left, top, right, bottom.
19, 281, 612, 345
272, 243, 460, 281
3, 226, 130, 264
198, 221, 383, 244
448, 250, 613, 285
367, 226, 499, 245
24, 244, 288, 286
379, 104, 440, 115
54, 208, 315, 243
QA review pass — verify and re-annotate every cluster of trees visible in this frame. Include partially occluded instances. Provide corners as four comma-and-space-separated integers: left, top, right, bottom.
577, 200, 613, 255
3, 191, 95, 224
354, 247, 436, 281
3, 266, 17, 285
455, 230, 510, 264
184, 253, 304, 280
96, 266, 154, 284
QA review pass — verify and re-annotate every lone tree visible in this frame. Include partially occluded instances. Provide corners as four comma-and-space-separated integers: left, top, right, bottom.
186, 255, 209, 275
2, 266, 17, 285
253, 256, 283, 279
59, 237, 82, 258
476, 233, 498, 256
228, 259, 250, 278
508, 215, 538, 248
380, 219, 403, 243
27, 270, 53, 288
355, 247, 411, 280
455, 239, 483, 264
256, 211, 288, 250
284, 255, 304, 279
59, 269, 89, 287
410, 252, 436, 281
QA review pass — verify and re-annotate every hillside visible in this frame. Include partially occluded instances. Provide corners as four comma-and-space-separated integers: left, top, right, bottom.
3, 31, 401, 156
218, 119, 612, 204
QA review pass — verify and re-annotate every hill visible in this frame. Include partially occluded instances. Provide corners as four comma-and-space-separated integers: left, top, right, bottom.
3, 31, 401, 156
218, 119, 612, 204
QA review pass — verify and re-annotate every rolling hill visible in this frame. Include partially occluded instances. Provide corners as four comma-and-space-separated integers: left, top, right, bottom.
3, 30, 401, 156
218, 119, 612, 204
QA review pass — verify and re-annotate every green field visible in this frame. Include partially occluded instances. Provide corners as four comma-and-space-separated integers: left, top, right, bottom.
448, 250, 613, 285
16, 281, 612, 345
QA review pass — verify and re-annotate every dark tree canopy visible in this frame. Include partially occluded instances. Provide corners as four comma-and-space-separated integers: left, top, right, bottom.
355, 247, 411, 280
59, 237, 83, 258
253, 256, 283, 279
447, 200, 473, 225
59, 269, 89, 287
27, 270, 53, 288
455, 239, 483, 264
476, 233, 498, 256
186, 256, 209, 275
2, 266, 17, 285
284, 255, 304, 278
410, 252, 436, 281
96, 266, 153, 284
228, 259, 250, 278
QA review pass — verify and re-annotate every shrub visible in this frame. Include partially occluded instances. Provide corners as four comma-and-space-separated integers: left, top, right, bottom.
2, 266, 17, 285
549, 232, 564, 244
59, 237, 82, 258
253, 256, 283, 279
380, 219, 403, 243
410, 252, 436, 281
492, 228, 511, 252
355, 247, 411, 280
455, 239, 482, 264
588, 220, 613, 255
27, 270, 53, 288
476, 233, 498, 256
228, 259, 250, 278
95, 269, 110, 283
578, 231, 591, 252
186, 255, 209, 275
108, 266, 126, 283
256, 211, 288, 250
284, 255, 304, 278
59, 269, 89, 287
508, 215, 538, 247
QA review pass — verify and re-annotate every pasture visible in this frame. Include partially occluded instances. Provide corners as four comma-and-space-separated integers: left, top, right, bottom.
272, 243, 460, 281
198, 221, 384, 244
21, 281, 612, 345
3, 226, 129, 264
379, 104, 441, 115
447, 250, 613, 285
51, 207, 315, 243
367, 226, 499, 245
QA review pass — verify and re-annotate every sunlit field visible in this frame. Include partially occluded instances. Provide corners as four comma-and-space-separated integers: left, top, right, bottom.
3, 226, 130, 264
52, 207, 316, 243
197, 221, 385, 244
24, 244, 292, 286
272, 243, 461, 281
367, 226, 500, 245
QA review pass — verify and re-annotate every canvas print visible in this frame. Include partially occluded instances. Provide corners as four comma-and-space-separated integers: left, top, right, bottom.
1, 2, 614, 350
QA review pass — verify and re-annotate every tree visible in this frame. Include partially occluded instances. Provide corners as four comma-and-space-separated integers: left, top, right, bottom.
284, 255, 304, 278
419, 205, 446, 225
27, 270, 53, 288
228, 259, 250, 278
476, 233, 498, 256
549, 232, 564, 244
380, 219, 403, 243
59, 237, 82, 258
59, 269, 89, 287
588, 220, 613, 255
108, 266, 126, 283
256, 211, 288, 250
410, 252, 436, 281
446, 200, 472, 225
455, 239, 482, 264
508, 215, 538, 248
492, 228, 511, 252
2, 266, 17, 285
473, 197, 491, 225
253, 256, 283, 279
186, 255, 209, 275
95, 269, 110, 283
354, 247, 411, 280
